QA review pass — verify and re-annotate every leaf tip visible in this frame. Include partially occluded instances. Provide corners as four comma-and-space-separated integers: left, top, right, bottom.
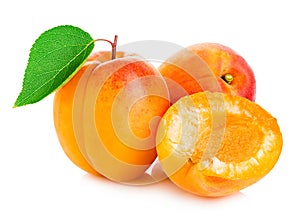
13, 96, 23, 108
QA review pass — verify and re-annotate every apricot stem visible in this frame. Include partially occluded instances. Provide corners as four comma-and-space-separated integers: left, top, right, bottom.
222, 73, 234, 85
94, 35, 118, 60
112, 35, 118, 60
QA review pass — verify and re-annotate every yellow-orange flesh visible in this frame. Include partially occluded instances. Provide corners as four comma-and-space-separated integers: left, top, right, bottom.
156, 91, 282, 197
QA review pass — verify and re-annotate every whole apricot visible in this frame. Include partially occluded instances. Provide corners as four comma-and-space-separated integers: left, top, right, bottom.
54, 51, 170, 182
159, 43, 256, 103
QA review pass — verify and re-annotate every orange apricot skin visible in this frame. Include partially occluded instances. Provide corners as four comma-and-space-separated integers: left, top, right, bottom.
94, 59, 168, 165
159, 43, 256, 102
54, 52, 171, 181
75, 57, 170, 182
54, 63, 99, 175
169, 162, 257, 197
53, 51, 126, 175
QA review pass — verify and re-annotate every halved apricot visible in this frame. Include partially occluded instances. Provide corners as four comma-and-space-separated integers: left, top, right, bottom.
156, 91, 282, 197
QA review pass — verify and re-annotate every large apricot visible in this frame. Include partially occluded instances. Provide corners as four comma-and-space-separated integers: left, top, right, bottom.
156, 91, 282, 197
54, 51, 170, 182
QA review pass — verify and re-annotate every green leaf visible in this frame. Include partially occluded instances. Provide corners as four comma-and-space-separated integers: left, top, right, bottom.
14, 25, 94, 107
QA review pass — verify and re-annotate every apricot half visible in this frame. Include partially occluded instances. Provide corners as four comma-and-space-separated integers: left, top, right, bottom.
156, 91, 282, 197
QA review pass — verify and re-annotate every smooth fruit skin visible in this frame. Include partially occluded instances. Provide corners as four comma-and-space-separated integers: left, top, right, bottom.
159, 43, 256, 103
54, 62, 99, 175
53, 52, 128, 175
55, 52, 170, 182
156, 91, 282, 197
73, 56, 170, 182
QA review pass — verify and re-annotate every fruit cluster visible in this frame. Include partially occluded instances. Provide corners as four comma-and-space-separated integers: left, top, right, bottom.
54, 42, 282, 197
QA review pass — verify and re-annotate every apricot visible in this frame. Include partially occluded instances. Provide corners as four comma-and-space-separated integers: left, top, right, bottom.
156, 91, 282, 197
159, 43, 256, 103
54, 51, 170, 182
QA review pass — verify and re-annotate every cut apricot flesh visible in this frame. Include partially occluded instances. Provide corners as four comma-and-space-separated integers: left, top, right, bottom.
156, 91, 282, 197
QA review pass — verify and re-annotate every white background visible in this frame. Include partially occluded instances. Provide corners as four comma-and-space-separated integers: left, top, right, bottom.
1, 0, 299, 223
